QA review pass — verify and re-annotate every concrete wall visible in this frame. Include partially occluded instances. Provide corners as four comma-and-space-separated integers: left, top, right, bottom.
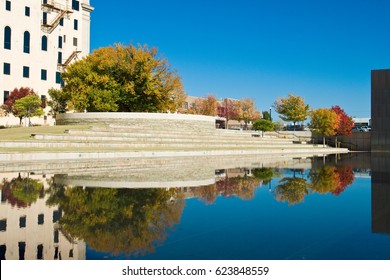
371, 69, 390, 151
313, 132, 371, 151
56, 112, 218, 131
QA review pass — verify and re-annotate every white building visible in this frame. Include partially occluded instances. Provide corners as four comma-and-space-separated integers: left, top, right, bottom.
0, 0, 93, 126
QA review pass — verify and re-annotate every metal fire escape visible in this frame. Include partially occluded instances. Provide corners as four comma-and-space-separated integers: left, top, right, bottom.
41, 0, 73, 33
58, 50, 81, 71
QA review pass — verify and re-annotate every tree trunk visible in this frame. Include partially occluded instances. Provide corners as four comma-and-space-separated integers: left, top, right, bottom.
335, 136, 338, 148
293, 121, 296, 131
323, 136, 325, 147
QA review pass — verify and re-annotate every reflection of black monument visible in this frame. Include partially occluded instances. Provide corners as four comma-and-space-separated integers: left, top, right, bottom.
371, 69, 390, 151
371, 155, 390, 234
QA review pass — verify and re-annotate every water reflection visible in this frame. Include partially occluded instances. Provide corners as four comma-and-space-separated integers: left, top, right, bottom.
1, 153, 390, 259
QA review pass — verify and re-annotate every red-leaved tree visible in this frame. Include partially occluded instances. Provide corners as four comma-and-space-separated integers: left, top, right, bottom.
331, 105, 354, 147
1, 87, 36, 125
218, 98, 240, 129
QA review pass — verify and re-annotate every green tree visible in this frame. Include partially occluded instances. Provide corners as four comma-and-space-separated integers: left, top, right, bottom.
309, 108, 338, 147
61, 43, 186, 113
252, 168, 274, 184
237, 98, 261, 130
273, 94, 309, 130
47, 88, 69, 119
14, 95, 44, 126
262, 110, 271, 121
252, 119, 274, 136
273, 120, 285, 131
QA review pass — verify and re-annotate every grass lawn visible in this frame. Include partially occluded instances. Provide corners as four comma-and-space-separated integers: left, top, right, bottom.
0, 125, 89, 141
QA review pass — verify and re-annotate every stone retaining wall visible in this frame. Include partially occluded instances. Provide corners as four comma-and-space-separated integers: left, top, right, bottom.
56, 112, 217, 131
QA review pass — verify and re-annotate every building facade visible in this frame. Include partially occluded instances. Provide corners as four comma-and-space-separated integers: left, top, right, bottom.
371, 69, 390, 151
0, 0, 93, 126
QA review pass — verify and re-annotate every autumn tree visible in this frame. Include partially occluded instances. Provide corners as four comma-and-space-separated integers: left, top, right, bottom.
14, 94, 45, 126
309, 108, 339, 147
332, 165, 355, 196
331, 105, 354, 147
1, 176, 44, 208
237, 98, 261, 130
61, 43, 186, 113
188, 94, 218, 116
309, 166, 340, 194
1, 87, 35, 125
218, 98, 240, 129
273, 94, 309, 130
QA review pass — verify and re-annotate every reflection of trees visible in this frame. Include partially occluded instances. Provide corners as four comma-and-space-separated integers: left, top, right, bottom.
191, 173, 262, 204
309, 165, 355, 195
252, 168, 274, 184
274, 177, 310, 205
0, 175, 44, 208
46, 184, 184, 256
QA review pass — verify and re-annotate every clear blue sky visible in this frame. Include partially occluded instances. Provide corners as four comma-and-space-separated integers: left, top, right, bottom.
90, 0, 390, 118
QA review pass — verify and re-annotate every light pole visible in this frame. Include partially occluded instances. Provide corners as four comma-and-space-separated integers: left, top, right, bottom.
269, 107, 272, 122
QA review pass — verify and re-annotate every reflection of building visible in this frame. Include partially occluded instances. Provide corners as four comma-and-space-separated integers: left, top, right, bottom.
0, 173, 85, 260
371, 69, 390, 151
0, 0, 93, 126
371, 155, 390, 234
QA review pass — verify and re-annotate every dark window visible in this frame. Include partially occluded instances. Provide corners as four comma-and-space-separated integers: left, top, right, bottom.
55, 72, 62, 84
0, 219, 6, 231
73, 37, 77, 47
41, 36, 47, 51
41, 69, 47, 80
23, 31, 30, 53
38, 214, 44, 225
3, 63, 10, 75
37, 244, 43, 260
54, 229, 59, 243
74, 19, 78, 30
57, 52, 62, 64
41, 95, 46, 108
25, 6, 30, 16
53, 209, 62, 223
5, 1, 10, 11
23, 66, 29, 78
59, 18, 64, 26
54, 247, 59, 260
58, 36, 62, 48
72, 0, 79, 11
69, 249, 73, 258
19, 216, 26, 228
18, 242, 26, 260
0, 245, 6, 260
3, 91, 10, 103
4, 26, 11, 49
42, 12, 47, 25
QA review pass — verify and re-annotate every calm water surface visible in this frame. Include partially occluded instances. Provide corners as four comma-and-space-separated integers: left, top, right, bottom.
1, 153, 389, 260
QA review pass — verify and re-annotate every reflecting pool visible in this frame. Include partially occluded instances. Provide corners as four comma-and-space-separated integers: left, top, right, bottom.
1, 153, 390, 260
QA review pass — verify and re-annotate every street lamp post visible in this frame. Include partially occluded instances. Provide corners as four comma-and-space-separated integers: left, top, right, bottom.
269, 107, 272, 122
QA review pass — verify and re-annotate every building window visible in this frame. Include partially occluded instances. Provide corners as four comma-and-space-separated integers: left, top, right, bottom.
0, 219, 6, 231
73, 37, 78, 47
54, 229, 59, 243
42, 12, 47, 25
53, 209, 62, 223
58, 36, 62, 48
69, 249, 74, 258
19, 216, 26, 228
23, 31, 30, 53
41, 69, 47, 80
72, 0, 80, 11
41, 36, 47, 51
0, 245, 6, 260
57, 52, 62, 64
37, 244, 43, 260
5, 1, 11, 11
41, 95, 46, 108
4, 26, 11, 50
38, 214, 44, 225
23, 66, 29, 78
55, 72, 62, 84
25, 6, 30, 16
3, 63, 10, 75
18, 242, 26, 260
59, 17, 64, 26
54, 247, 59, 260
74, 19, 78, 30
3, 91, 9, 103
